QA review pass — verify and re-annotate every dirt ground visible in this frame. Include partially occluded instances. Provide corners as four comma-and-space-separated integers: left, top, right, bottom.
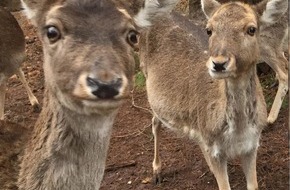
0, 9, 288, 190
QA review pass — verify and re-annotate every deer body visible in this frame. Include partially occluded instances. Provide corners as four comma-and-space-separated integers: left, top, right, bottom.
0, 7, 39, 120
259, 12, 288, 124
17, 0, 178, 189
18, 93, 117, 189
140, 0, 287, 189
141, 14, 266, 189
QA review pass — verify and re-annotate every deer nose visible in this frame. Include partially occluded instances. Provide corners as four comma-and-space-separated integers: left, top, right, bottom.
211, 56, 229, 72
212, 61, 226, 72
86, 77, 122, 99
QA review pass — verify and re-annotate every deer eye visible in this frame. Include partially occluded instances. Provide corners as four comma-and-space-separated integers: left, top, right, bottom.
206, 28, 212, 36
46, 26, 61, 43
127, 30, 139, 46
247, 26, 256, 36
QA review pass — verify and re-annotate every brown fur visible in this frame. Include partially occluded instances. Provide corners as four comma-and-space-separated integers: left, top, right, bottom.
0, 7, 39, 120
15, 0, 177, 189
18, 1, 136, 189
204, 0, 288, 124
258, 12, 288, 123
0, 121, 30, 189
140, 0, 286, 189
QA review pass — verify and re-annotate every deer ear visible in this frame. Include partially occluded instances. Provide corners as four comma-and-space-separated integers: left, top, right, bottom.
255, 0, 287, 24
201, 0, 221, 19
21, 0, 39, 25
134, 0, 178, 28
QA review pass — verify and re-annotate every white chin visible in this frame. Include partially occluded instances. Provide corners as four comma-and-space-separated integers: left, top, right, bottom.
82, 99, 123, 109
208, 70, 232, 79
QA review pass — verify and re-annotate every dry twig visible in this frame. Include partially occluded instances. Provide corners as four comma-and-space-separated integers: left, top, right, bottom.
114, 123, 152, 138
131, 89, 153, 114
105, 160, 136, 172
199, 171, 209, 178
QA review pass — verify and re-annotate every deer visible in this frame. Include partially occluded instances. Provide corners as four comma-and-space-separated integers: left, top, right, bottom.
138, 0, 287, 189
236, 0, 289, 125
16, 0, 178, 189
188, 0, 288, 124
259, 8, 288, 124
0, 7, 39, 120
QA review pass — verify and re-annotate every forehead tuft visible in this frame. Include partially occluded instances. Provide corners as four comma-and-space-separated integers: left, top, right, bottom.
46, 0, 127, 24
43, 0, 133, 42
65, 0, 107, 9
65, 0, 118, 13
211, 2, 257, 23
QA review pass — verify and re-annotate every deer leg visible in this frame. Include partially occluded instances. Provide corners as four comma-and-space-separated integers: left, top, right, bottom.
204, 150, 231, 190
263, 52, 288, 124
241, 149, 258, 190
16, 68, 40, 111
0, 80, 7, 120
152, 116, 162, 184
200, 145, 214, 172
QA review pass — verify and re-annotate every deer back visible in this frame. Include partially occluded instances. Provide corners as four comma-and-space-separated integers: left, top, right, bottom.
0, 7, 25, 78
139, 12, 223, 130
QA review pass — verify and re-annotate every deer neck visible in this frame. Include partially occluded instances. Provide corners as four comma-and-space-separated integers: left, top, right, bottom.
45, 87, 117, 143
39, 89, 117, 189
223, 66, 258, 131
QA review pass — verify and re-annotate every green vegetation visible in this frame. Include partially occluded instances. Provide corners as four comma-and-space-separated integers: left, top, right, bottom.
133, 52, 146, 90
134, 71, 146, 90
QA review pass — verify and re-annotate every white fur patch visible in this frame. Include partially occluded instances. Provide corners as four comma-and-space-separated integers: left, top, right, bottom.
134, 0, 178, 27
117, 8, 131, 19
189, 129, 203, 142
201, 0, 221, 19
212, 142, 220, 158
183, 126, 190, 134
115, 74, 128, 99
21, 0, 37, 21
260, 0, 287, 24
200, 0, 207, 18
222, 124, 259, 158
73, 73, 95, 99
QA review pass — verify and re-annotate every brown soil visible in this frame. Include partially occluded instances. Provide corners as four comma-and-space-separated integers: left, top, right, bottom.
0, 10, 288, 190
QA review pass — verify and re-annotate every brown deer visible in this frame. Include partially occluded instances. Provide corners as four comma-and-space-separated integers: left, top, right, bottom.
139, 0, 287, 189
0, 7, 39, 120
188, 0, 288, 124
258, 9, 288, 124
16, 0, 178, 189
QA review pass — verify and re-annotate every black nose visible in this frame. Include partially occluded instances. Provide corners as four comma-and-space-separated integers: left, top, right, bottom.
213, 61, 226, 72
86, 77, 122, 99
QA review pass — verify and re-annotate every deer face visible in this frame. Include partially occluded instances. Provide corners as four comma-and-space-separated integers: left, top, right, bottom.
205, 2, 260, 79
202, 0, 287, 79
21, 0, 179, 114
23, 0, 139, 115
